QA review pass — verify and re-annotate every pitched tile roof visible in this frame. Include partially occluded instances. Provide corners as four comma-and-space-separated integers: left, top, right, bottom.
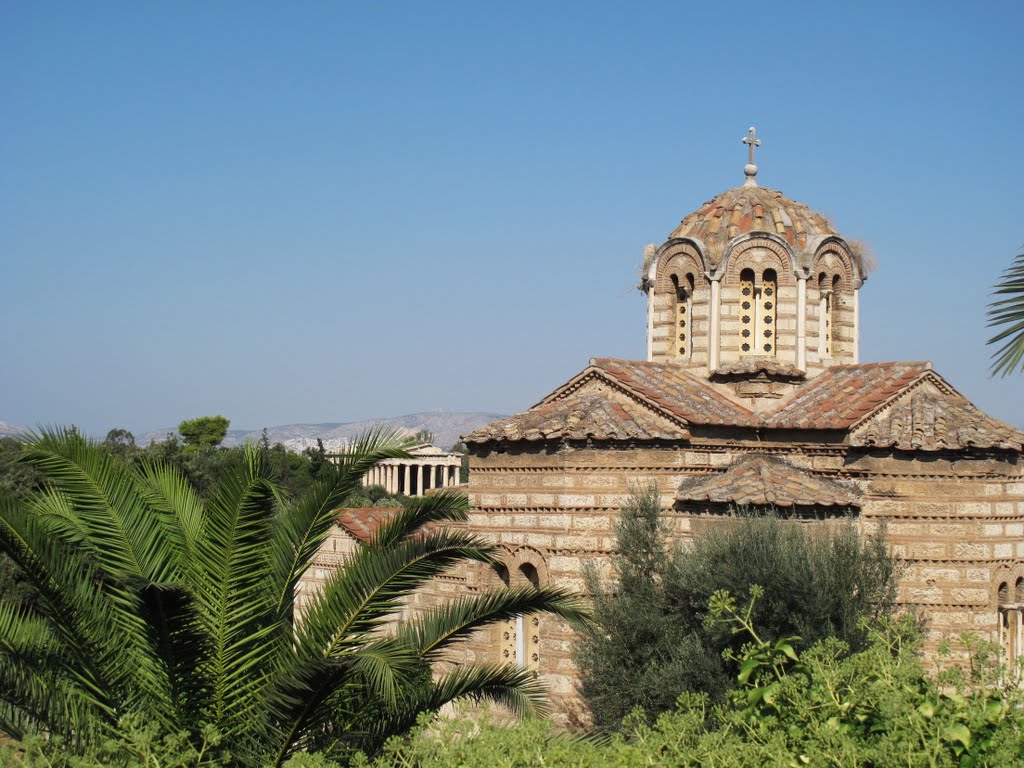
463, 359, 1024, 453
675, 453, 860, 508
764, 362, 933, 430
586, 359, 756, 426
335, 508, 403, 543
851, 385, 1024, 451
463, 392, 690, 444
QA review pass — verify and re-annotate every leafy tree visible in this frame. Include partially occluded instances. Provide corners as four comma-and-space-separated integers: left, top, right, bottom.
576, 487, 899, 730
103, 428, 136, 458
178, 416, 231, 449
0, 429, 585, 765
987, 249, 1024, 376
302, 439, 329, 480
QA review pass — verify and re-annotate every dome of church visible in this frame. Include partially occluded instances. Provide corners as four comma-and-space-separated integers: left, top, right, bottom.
669, 184, 839, 255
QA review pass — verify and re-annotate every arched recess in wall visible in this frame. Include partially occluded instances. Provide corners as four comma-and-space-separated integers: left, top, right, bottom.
811, 246, 853, 359
653, 243, 708, 360
509, 547, 547, 673
996, 573, 1024, 667
485, 558, 517, 666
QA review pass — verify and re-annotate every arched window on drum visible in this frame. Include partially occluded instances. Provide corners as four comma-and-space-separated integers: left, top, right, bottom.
671, 273, 696, 359
739, 268, 777, 357
818, 272, 833, 357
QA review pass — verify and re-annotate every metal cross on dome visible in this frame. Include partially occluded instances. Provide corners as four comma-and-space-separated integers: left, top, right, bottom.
742, 126, 761, 186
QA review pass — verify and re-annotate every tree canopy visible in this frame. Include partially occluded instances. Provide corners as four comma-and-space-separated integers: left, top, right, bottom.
178, 415, 231, 448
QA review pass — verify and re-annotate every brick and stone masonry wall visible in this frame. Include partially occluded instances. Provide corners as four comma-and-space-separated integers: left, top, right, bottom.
300, 444, 1024, 724
453, 443, 1024, 722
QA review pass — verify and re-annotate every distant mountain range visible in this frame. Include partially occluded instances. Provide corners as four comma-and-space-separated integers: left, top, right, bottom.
134, 411, 507, 453
0, 421, 29, 439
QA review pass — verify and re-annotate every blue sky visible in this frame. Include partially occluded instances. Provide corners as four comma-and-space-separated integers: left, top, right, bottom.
2, 0, 1022, 435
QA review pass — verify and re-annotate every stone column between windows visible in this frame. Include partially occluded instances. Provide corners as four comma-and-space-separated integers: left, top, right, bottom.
646, 284, 654, 362
796, 273, 807, 371
853, 283, 861, 364
708, 275, 721, 373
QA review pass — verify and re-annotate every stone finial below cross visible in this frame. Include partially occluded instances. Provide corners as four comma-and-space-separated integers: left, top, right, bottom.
742, 126, 761, 187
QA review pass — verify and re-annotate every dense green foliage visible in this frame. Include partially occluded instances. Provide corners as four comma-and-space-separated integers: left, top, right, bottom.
987, 248, 1024, 376
178, 416, 232, 449
360, 603, 1024, 768
0, 430, 585, 766
576, 488, 899, 730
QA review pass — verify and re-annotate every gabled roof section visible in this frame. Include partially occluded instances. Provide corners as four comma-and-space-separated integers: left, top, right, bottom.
675, 453, 860, 508
850, 378, 1024, 451
463, 359, 1024, 452
765, 362, 934, 430
335, 508, 403, 543
576, 359, 756, 426
463, 359, 756, 445
463, 390, 691, 444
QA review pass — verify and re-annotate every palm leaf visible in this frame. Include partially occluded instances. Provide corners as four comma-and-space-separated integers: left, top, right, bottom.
400, 585, 590, 661
987, 249, 1024, 376
267, 428, 412, 622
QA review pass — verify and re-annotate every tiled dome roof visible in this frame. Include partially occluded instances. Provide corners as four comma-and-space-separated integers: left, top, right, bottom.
670, 185, 838, 252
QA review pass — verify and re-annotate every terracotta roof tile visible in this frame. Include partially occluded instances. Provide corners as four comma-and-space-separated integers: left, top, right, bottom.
463, 359, 1024, 453
675, 454, 860, 507
335, 508, 403, 543
463, 391, 690, 444
764, 363, 932, 430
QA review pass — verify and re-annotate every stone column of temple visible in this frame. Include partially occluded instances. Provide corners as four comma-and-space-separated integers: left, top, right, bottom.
402, 465, 409, 496
796, 273, 807, 371
428, 465, 435, 491
388, 465, 396, 495
415, 465, 423, 496
708, 275, 721, 373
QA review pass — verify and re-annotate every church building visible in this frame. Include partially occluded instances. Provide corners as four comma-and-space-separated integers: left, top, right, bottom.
456, 130, 1024, 720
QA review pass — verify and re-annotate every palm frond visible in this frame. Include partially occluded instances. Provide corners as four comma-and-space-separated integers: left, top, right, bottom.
295, 528, 495, 658
401, 585, 590, 661
365, 488, 470, 551
267, 429, 412, 622
0, 492, 119, 723
187, 444, 280, 737
987, 249, 1024, 376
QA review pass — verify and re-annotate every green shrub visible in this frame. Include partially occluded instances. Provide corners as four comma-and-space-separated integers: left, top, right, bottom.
362, 603, 1024, 768
576, 487, 900, 730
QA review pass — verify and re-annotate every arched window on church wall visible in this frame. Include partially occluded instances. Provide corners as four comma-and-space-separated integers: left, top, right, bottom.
830, 275, 841, 356
651, 247, 708, 364
759, 269, 777, 356
811, 247, 855, 364
998, 579, 1023, 669
516, 563, 541, 672
491, 563, 517, 666
817, 272, 832, 358
737, 268, 777, 357
670, 273, 695, 358
739, 268, 756, 355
